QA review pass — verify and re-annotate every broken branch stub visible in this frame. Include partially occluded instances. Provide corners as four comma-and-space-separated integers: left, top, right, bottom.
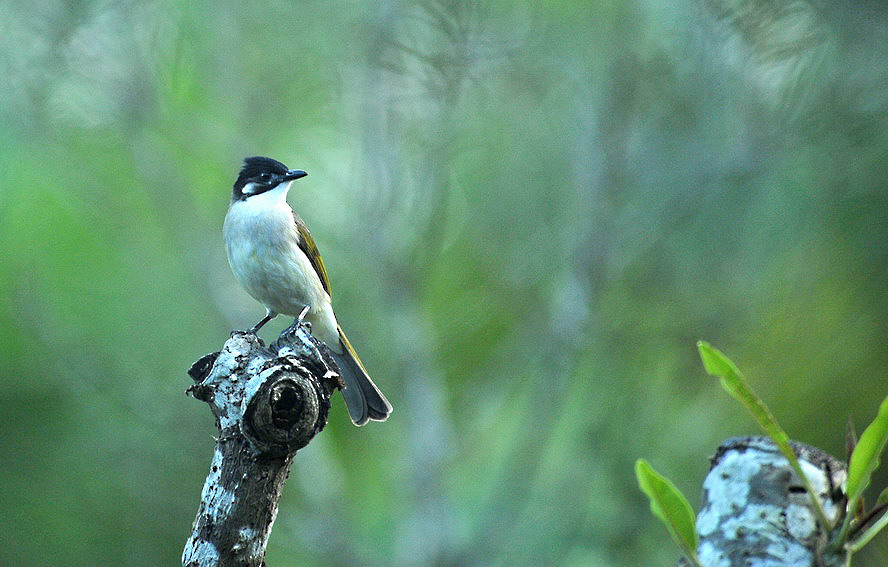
182, 326, 339, 567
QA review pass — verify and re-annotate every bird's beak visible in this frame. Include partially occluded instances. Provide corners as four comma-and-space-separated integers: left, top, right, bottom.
283, 169, 308, 181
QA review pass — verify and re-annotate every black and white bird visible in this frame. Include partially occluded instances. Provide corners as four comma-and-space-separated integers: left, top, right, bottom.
223, 156, 392, 425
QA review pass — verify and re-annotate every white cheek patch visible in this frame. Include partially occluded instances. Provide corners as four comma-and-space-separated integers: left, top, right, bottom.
242, 182, 260, 195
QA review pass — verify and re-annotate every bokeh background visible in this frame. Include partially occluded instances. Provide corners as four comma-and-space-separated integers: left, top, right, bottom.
1, 1, 886, 565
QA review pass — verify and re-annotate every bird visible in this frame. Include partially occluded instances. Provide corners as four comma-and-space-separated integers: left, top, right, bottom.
223, 156, 392, 426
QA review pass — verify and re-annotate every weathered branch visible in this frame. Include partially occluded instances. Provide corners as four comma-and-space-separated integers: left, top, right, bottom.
182, 325, 339, 567
693, 436, 848, 567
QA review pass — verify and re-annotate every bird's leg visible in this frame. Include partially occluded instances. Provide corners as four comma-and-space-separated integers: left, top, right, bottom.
282, 305, 311, 335
297, 304, 310, 323
274, 306, 314, 351
248, 309, 276, 334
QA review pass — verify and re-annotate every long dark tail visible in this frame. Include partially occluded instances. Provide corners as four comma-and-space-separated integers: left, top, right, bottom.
330, 326, 392, 426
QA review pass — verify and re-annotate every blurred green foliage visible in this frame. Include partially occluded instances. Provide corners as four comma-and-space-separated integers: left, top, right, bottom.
1, 0, 886, 565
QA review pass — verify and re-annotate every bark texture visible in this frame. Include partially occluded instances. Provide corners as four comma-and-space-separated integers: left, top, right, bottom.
182, 326, 339, 567
695, 436, 847, 567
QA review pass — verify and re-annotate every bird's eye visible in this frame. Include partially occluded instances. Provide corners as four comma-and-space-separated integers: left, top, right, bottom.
259, 173, 271, 182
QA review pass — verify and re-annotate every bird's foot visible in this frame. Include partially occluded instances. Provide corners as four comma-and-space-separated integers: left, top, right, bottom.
282, 309, 311, 337
282, 306, 311, 335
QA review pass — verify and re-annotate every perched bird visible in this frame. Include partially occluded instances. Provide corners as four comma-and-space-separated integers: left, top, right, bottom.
223, 156, 392, 425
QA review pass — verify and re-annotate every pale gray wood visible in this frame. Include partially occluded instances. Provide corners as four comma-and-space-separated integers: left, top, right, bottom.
694, 437, 847, 567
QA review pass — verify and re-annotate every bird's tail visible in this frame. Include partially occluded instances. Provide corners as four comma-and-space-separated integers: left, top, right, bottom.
330, 326, 392, 426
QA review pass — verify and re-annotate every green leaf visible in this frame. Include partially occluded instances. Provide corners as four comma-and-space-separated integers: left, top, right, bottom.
697, 342, 791, 449
696, 341, 831, 531
635, 459, 700, 565
877, 487, 888, 507
698, 341, 738, 378
834, 396, 888, 550
836, 395, 888, 549
846, 396, 888, 502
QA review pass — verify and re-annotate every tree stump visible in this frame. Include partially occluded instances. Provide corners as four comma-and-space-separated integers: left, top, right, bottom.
182, 325, 340, 567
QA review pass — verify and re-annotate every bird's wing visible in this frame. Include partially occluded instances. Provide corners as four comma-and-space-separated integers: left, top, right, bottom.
293, 211, 332, 296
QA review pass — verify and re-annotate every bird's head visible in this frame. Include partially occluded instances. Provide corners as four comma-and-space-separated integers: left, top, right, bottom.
232, 156, 307, 201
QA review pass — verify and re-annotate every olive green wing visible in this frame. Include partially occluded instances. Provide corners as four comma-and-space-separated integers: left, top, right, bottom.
293, 212, 332, 296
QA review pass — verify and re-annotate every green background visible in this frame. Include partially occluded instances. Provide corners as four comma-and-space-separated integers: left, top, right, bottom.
1, 1, 886, 565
